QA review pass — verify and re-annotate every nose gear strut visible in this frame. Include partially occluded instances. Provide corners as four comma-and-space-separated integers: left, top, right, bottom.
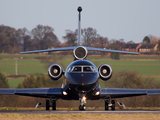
79, 95, 86, 110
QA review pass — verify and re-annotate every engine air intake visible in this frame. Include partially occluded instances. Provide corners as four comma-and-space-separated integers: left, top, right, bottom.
48, 63, 63, 81
73, 46, 88, 60
98, 64, 112, 81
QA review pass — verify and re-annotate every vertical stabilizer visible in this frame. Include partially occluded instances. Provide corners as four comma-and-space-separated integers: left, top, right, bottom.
77, 6, 82, 46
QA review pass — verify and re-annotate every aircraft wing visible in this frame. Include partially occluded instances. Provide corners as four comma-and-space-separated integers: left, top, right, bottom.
100, 88, 160, 99
86, 47, 139, 54
0, 88, 62, 98
20, 47, 76, 54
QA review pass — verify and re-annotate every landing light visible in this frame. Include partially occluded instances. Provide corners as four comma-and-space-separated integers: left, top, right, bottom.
82, 96, 86, 101
95, 91, 100, 95
63, 91, 67, 95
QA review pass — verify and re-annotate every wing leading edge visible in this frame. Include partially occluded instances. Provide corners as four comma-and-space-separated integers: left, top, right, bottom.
0, 88, 62, 98
100, 88, 160, 99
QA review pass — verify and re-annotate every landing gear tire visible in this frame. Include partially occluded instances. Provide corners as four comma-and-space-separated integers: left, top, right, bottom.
46, 100, 56, 110
46, 100, 49, 110
111, 100, 115, 110
52, 100, 56, 110
79, 105, 86, 111
105, 100, 109, 110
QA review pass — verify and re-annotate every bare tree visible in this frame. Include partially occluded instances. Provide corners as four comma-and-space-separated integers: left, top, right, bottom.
43, 32, 59, 49
31, 25, 58, 50
0, 25, 20, 53
82, 27, 97, 46
0, 32, 8, 53
97, 36, 108, 48
16, 28, 30, 51
63, 30, 77, 46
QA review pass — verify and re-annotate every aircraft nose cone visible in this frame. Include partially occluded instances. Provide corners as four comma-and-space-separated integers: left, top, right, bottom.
67, 73, 98, 85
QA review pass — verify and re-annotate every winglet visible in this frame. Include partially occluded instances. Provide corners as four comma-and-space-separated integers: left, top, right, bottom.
77, 6, 82, 46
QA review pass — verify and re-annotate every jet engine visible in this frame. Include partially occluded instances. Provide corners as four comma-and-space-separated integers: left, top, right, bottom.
98, 64, 112, 81
48, 63, 63, 81
73, 46, 88, 60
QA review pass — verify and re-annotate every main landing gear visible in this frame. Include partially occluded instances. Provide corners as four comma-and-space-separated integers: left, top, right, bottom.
46, 99, 56, 110
35, 98, 57, 110
105, 97, 115, 110
46, 97, 57, 110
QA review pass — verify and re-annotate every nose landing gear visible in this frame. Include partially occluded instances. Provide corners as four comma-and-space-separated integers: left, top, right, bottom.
79, 96, 86, 110
79, 105, 86, 110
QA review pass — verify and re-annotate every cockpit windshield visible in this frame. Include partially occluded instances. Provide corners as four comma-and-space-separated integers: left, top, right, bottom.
72, 67, 82, 72
67, 66, 97, 73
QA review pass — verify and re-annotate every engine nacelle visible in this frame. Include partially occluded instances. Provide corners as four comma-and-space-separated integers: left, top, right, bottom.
48, 63, 63, 81
98, 64, 112, 81
73, 46, 88, 60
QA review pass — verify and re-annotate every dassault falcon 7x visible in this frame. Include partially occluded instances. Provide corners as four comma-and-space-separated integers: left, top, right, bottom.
1, 7, 160, 111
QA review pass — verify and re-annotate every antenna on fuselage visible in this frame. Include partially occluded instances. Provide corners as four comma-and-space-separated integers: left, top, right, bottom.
77, 6, 82, 46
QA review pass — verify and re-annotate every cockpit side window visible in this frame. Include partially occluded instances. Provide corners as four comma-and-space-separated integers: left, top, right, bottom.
89, 66, 95, 72
67, 66, 81, 72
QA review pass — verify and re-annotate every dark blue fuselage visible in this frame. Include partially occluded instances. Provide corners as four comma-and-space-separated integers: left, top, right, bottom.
65, 60, 99, 86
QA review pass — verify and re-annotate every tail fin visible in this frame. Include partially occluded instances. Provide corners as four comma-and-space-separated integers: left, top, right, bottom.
77, 6, 82, 46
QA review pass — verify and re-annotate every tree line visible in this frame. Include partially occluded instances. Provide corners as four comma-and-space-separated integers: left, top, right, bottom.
0, 25, 111, 54
0, 24, 160, 55
0, 24, 128, 54
0, 25, 59, 53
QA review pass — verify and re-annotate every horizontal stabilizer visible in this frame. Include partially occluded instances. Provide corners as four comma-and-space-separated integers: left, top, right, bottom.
20, 46, 138, 55
20, 47, 76, 54
86, 47, 139, 55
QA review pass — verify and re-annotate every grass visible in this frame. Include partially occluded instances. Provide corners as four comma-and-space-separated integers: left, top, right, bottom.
88, 54, 160, 60
1, 54, 160, 88
0, 59, 47, 75
1, 54, 160, 77
91, 59, 160, 77
0, 53, 46, 59
0, 113, 160, 120
8, 78, 24, 88
155, 77, 160, 82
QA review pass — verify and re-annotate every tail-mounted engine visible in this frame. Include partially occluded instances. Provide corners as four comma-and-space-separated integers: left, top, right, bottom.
73, 46, 88, 60
98, 64, 112, 81
48, 63, 63, 81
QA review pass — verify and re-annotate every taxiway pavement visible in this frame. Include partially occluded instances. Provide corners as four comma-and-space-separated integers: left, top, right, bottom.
0, 110, 160, 114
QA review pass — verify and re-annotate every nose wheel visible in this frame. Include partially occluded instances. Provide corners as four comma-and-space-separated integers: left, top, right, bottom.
79, 105, 86, 110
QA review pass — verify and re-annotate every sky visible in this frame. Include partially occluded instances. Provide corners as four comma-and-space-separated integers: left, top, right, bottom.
0, 0, 160, 43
